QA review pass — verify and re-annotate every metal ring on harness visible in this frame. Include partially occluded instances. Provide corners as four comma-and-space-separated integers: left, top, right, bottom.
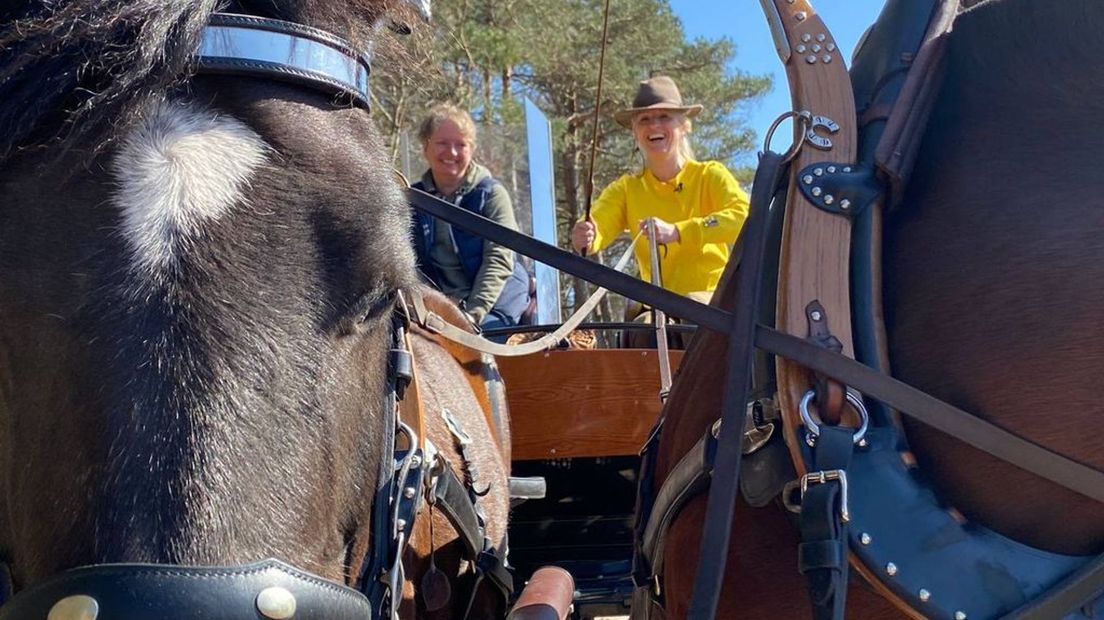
763, 110, 811, 163
799, 389, 869, 444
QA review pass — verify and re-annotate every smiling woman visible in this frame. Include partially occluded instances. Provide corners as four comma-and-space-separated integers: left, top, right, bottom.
410, 103, 531, 338
570, 75, 750, 345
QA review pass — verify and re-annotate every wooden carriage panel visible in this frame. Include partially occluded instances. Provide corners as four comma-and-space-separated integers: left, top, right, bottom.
500, 349, 683, 460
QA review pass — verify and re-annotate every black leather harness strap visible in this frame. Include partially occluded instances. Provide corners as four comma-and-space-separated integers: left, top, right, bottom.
361, 309, 409, 616
407, 187, 728, 333
754, 325, 1104, 505
429, 460, 514, 610
432, 462, 485, 559
408, 186, 1104, 505
797, 426, 855, 620
0, 560, 376, 620
686, 150, 788, 619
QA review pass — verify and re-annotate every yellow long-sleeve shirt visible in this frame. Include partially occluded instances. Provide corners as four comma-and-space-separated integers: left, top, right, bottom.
587, 160, 750, 296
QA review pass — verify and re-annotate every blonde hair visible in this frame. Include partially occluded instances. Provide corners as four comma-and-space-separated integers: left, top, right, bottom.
417, 103, 478, 147
631, 113, 696, 172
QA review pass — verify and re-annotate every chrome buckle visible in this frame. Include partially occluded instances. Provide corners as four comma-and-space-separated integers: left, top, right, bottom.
800, 469, 850, 523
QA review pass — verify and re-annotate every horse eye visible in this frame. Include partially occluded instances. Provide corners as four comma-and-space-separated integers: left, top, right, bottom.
340, 289, 393, 335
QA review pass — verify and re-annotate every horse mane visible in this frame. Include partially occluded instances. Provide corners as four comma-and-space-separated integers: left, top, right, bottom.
0, 0, 224, 161
0, 0, 402, 163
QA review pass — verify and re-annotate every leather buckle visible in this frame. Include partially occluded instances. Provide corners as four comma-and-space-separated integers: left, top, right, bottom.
800, 469, 850, 523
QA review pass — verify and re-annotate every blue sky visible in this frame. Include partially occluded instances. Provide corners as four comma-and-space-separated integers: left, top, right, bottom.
669, 0, 887, 164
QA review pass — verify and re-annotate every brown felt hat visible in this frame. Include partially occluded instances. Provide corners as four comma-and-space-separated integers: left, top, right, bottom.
613, 76, 703, 128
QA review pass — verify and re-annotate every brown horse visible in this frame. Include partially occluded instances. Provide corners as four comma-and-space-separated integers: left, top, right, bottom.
647, 0, 1104, 618
0, 1, 509, 618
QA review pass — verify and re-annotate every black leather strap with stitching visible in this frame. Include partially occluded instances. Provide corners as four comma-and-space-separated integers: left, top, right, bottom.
1004, 553, 1104, 620
0, 560, 373, 620
798, 427, 855, 620
433, 461, 485, 560
408, 186, 1104, 505
754, 325, 1104, 505
687, 151, 788, 619
432, 458, 514, 601
410, 167, 1104, 619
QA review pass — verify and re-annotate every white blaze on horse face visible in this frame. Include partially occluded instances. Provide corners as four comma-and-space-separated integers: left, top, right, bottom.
112, 100, 268, 274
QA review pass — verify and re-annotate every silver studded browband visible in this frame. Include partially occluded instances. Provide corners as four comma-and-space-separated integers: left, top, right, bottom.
195, 13, 372, 109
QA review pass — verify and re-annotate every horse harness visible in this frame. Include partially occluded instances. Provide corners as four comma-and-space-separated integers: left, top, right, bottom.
628, 2, 1104, 620
0, 9, 512, 620
364, 291, 513, 620
406, 2, 1104, 619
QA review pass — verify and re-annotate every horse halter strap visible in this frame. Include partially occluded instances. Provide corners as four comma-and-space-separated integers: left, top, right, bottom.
195, 13, 373, 110
363, 296, 513, 620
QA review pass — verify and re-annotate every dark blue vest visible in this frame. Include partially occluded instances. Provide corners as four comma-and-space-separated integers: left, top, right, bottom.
411, 176, 530, 322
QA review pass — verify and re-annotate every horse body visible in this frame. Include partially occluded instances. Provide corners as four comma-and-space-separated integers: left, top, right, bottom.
651, 0, 1104, 617
886, 0, 1104, 555
0, 2, 508, 615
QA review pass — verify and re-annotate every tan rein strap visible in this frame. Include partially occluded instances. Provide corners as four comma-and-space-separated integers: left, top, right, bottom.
405, 233, 641, 358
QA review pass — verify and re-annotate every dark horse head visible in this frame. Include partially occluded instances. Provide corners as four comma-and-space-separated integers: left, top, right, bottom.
0, 0, 432, 613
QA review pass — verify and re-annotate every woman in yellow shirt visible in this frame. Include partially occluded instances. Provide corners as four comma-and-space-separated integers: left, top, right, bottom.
570, 76, 750, 298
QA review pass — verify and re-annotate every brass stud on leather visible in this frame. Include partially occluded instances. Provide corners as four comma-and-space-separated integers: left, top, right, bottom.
827, 43, 837, 52
801, 33, 812, 42
806, 54, 818, 64
795, 11, 807, 21
796, 44, 807, 53
48, 595, 100, 620
919, 589, 931, 603
822, 54, 833, 63
812, 43, 822, 52
886, 562, 898, 576
817, 33, 827, 42
256, 587, 297, 619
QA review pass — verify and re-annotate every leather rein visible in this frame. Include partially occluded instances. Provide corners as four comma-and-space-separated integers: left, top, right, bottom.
405, 189, 1104, 507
